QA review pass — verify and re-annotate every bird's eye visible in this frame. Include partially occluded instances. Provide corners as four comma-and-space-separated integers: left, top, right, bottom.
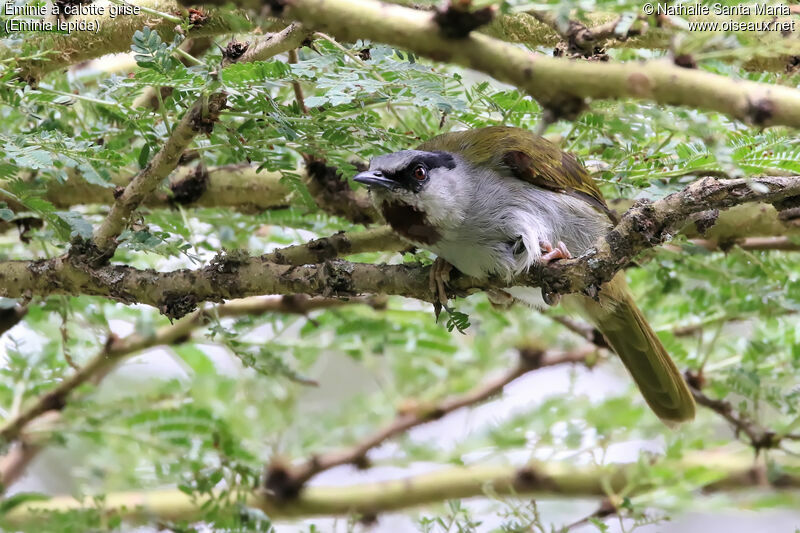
413, 165, 427, 181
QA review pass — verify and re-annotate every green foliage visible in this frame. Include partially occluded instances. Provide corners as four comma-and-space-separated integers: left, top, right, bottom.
131, 27, 182, 74
1, 1, 800, 531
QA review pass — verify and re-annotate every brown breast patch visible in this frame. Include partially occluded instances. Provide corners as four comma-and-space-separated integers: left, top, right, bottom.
380, 201, 441, 245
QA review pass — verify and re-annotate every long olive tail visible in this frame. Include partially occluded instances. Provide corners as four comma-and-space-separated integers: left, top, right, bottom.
580, 284, 696, 424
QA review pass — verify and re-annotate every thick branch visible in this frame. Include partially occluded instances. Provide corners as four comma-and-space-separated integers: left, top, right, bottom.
540, 176, 800, 297
263, 0, 800, 127
35, 165, 293, 213
236, 22, 312, 65
2, 453, 798, 525
11, 172, 800, 249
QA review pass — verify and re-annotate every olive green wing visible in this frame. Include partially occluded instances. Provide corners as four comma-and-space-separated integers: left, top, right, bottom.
418, 126, 615, 222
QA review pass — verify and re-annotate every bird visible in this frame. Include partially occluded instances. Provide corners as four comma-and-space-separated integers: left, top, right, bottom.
353, 126, 696, 424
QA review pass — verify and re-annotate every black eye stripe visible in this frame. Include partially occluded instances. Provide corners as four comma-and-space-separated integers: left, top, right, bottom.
416, 151, 456, 171
399, 152, 455, 175
371, 151, 455, 192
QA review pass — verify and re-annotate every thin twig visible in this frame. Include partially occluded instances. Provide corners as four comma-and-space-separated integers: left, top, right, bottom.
552, 309, 800, 453
687, 382, 795, 452
287, 49, 309, 115
560, 497, 618, 532
0, 440, 40, 490
0, 295, 385, 446
264, 346, 596, 498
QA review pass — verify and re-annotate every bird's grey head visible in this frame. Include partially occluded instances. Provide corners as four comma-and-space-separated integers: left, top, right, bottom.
353, 150, 469, 244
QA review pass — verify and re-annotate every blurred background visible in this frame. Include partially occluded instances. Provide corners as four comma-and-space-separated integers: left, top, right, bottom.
1, 0, 800, 530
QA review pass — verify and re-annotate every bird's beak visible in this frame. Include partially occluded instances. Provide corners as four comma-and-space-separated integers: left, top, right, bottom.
353, 171, 396, 190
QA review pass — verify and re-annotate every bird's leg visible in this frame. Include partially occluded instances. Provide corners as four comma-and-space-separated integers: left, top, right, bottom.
539, 239, 572, 306
429, 256, 453, 313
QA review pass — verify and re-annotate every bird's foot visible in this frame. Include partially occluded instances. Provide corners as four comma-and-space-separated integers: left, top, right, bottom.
539, 240, 572, 307
539, 239, 572, 263
429, 257, 453, 318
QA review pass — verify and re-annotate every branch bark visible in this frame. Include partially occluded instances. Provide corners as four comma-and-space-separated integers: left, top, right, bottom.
689, 382, 800, 451
265, 226, 406, 265
256, 0, 800, 127
539, 176, 800, 297
235, 22, 312, 65
0, 441, 39, 490
528, 10, 644, 57
552, 307, 800, 454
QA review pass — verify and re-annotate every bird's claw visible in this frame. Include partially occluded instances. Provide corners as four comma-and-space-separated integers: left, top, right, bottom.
429, 257, 453, 318
539, 240, 572, 307
540, 239, 572, 263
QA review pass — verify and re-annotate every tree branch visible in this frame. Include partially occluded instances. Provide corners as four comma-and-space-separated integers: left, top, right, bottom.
688, 380, 800, 452
553, 307, 800, 454
529, 10, 644, 57
539, 176, 800, 297
287, 48, 310, 115
254, 0, 800, 127
235, 22, 312, 65
686, 236, 800, 252
9, 171, 800, 250
91, 92, 228, 258
265, 226, 407, 265
0, 441, 40, 490
302, 156, 381, 224
42, 164, 292, 212
2, 453, 798, 525
7, 0, 795, 84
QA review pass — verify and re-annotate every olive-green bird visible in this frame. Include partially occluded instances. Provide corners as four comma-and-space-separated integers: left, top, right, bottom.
354, 126, 696, 423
